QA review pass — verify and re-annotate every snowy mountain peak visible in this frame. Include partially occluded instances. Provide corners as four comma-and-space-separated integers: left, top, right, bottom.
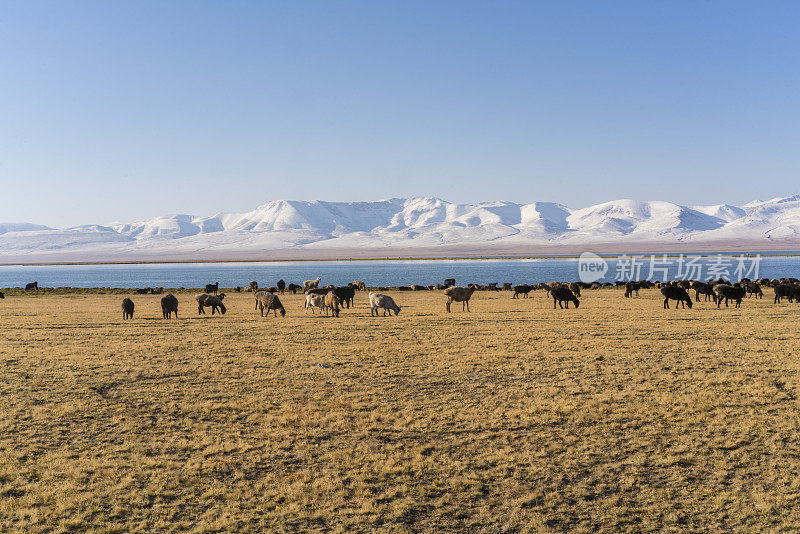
3, 195, 800, 261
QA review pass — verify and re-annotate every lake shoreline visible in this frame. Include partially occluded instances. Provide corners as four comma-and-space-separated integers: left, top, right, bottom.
3, 251, 800, 268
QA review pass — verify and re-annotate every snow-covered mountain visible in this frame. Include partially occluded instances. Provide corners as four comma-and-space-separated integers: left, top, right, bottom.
3, 196, 800, 261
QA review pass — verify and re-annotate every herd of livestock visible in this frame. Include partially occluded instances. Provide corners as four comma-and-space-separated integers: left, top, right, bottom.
5, 276, 800, 319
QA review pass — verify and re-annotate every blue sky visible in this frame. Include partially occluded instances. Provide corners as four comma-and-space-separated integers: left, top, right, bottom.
2, 1, 799, 227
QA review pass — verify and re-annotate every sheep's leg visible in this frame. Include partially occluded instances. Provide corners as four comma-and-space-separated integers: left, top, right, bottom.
663, 298, 669, 309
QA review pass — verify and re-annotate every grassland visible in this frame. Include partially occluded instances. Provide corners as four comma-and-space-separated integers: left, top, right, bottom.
1, 288, 800, 532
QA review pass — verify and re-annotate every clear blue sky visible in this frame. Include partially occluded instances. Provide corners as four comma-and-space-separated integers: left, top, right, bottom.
2, 1, 799, 227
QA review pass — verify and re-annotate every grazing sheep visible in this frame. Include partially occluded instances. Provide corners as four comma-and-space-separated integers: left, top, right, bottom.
742, 281, 763, 299
502, 283, 513, 291
256, 292, 286, 317
713, 284, 745, 308
324, 292, 341, 317
150, 287, 164, 294
196, 293, 226, 315
624, 282, 641, 298
551, 286, 580, 309
161, 294, 179, 319
276, 279, 286, 294
568, 282, 582, 298
249, 281, 258, 292
661, 286, 693, 309
303, 277, 321, 291
122, 298, 134, 319
305, 293, 326, 314
352, 280, 366, 291
369, 292, 401, 316
773, 284, 800, 304
25, 282, 38, 290
693, 282, 717, 302
287, 283, 302, 294
512, 284, 533, 298
443, 286, 476, 313
205, 282, 219, 295
332, 286, 356, 308
136, 288, 151, 294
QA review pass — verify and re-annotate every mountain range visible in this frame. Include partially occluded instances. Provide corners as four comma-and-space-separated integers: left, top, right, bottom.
2, 196, 800, 262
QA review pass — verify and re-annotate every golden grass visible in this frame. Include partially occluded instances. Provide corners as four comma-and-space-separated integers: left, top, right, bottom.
1, 288, 800, 532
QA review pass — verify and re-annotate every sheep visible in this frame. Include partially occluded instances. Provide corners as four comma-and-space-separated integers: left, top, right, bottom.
0, 291, 4, 299
369, 292, 401, 316
122, 298, 134, 319
324, 292, 341, 317
352, 280, 366, 291
512, 284, 533, 298
332, 286, 356, 308
661, 286, 693, 309
773, 284, 800, 304
568, 282, 582, 298
196, 293, 226, 315
444, 286, 476, 313
287, 283, 302, 294
161, 294, 179, 318
205, 282, 219, 295
249, 281, 258, 292
624, 282, 641, 298
590, 282, 602, 289
551, 286, 580, 309
256, 292, 286, 317
305, 293, 326, 314
276, 279, 286, 294
713, 284, 745, 308
444, 278, 456, 288
693, 282, 717, 302
136, 288, 151, 294
25, 282, 38, 290
742, 281, 763, 299
303, 277, 321, 291
502, 283, 513, 291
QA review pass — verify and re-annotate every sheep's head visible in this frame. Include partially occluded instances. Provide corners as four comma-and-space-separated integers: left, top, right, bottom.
394, 306, 401, 315
219, 304, 227, 315
280, 308, 286, 317
218, 292, 226, 301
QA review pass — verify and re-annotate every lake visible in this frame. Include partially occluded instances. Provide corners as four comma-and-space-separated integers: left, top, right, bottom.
0, 255, 798, 289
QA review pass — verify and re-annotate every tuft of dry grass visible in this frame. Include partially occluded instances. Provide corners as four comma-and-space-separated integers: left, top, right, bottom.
1, 288, 800, 531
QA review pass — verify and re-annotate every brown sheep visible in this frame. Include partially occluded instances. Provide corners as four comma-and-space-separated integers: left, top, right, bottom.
256, 292, 286, 317
121, 298, 134, 319
661, 286, 693, 309
444, 286, 476, 312
551, 286, 580, 309
303, 277, 321, 291
568, 282, 582, 298
196, 293, 226, 315
324, 292, 340, 317
352, 280, 366, 290
713, 284, 745, 308
161, 294, 179, 318
624, 281, 641, 298
773, 284, 800, 304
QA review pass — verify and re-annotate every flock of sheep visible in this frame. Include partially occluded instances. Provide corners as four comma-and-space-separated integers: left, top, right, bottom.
9, 275, 800, 320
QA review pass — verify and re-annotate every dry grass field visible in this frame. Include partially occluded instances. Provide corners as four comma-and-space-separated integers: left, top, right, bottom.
2, 287, 800, 532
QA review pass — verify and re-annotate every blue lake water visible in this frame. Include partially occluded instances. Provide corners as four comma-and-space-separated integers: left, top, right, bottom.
0, 255, 798, 288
